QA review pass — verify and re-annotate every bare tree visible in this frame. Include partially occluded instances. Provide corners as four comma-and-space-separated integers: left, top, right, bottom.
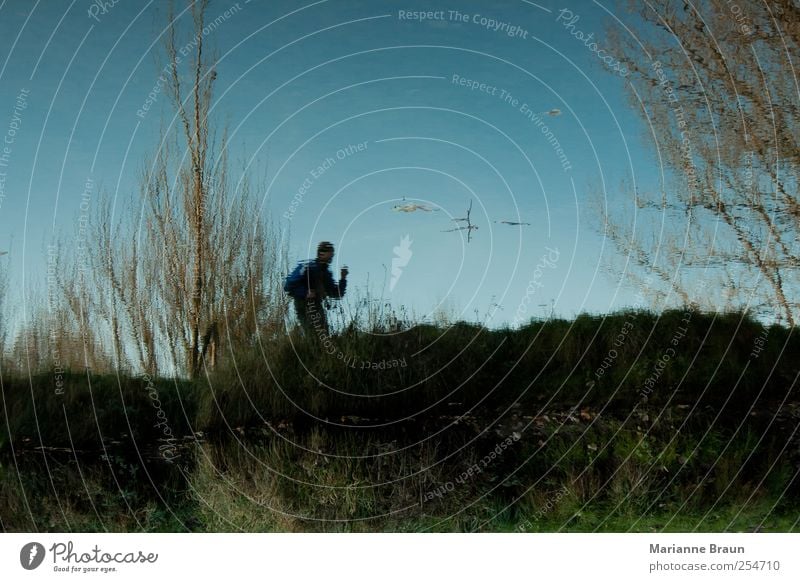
0, 2, 285, 378
84, 0, 287, 377
5, 243, 112, 376
603, 1, 799, 323
90, 195, 159, 374
164, 0, 214, 376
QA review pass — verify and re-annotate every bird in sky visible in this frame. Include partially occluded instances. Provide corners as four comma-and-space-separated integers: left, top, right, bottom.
450, 200, 474, 223
0, 251, 8, 256
393, 203, 437, 213
494, 220, 531, 226
392, 197, 438, 213
443, 200, 478, 242
442, 225, 479, 233
545, 108, 561, 116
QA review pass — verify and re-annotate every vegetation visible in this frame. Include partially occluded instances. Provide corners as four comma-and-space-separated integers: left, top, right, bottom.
2, 310, 798, 532
3, 0, 287, 381
604, 1, 800, 323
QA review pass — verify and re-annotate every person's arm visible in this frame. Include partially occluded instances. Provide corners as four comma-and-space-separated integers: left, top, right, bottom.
323, 266, 347, 298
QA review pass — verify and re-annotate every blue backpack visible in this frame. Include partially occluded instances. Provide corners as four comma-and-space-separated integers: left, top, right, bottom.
283, 261, 310, 299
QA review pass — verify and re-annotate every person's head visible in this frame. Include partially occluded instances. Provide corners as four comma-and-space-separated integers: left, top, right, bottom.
317, 241, 334, 264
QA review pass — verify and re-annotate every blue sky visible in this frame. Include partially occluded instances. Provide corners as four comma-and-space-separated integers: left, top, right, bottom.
0, 0, 661, 330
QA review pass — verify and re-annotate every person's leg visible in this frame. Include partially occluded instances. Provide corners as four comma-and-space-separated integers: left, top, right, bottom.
304, 299, 331, 338
295, 299, 313, 336
316, 302, 329, 335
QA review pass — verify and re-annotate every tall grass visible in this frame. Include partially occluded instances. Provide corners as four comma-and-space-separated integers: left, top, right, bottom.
2, 308, 798, 532
196, 309, 796, 431
1, 371, 196, 451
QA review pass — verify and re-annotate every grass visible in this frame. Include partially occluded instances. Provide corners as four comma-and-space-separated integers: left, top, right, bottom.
1, 309, 798, 532
195, 309, 797, 431
1, 371, 196, 451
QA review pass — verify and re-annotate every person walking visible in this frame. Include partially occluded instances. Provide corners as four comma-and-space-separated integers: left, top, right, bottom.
284, 241, 348, 335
